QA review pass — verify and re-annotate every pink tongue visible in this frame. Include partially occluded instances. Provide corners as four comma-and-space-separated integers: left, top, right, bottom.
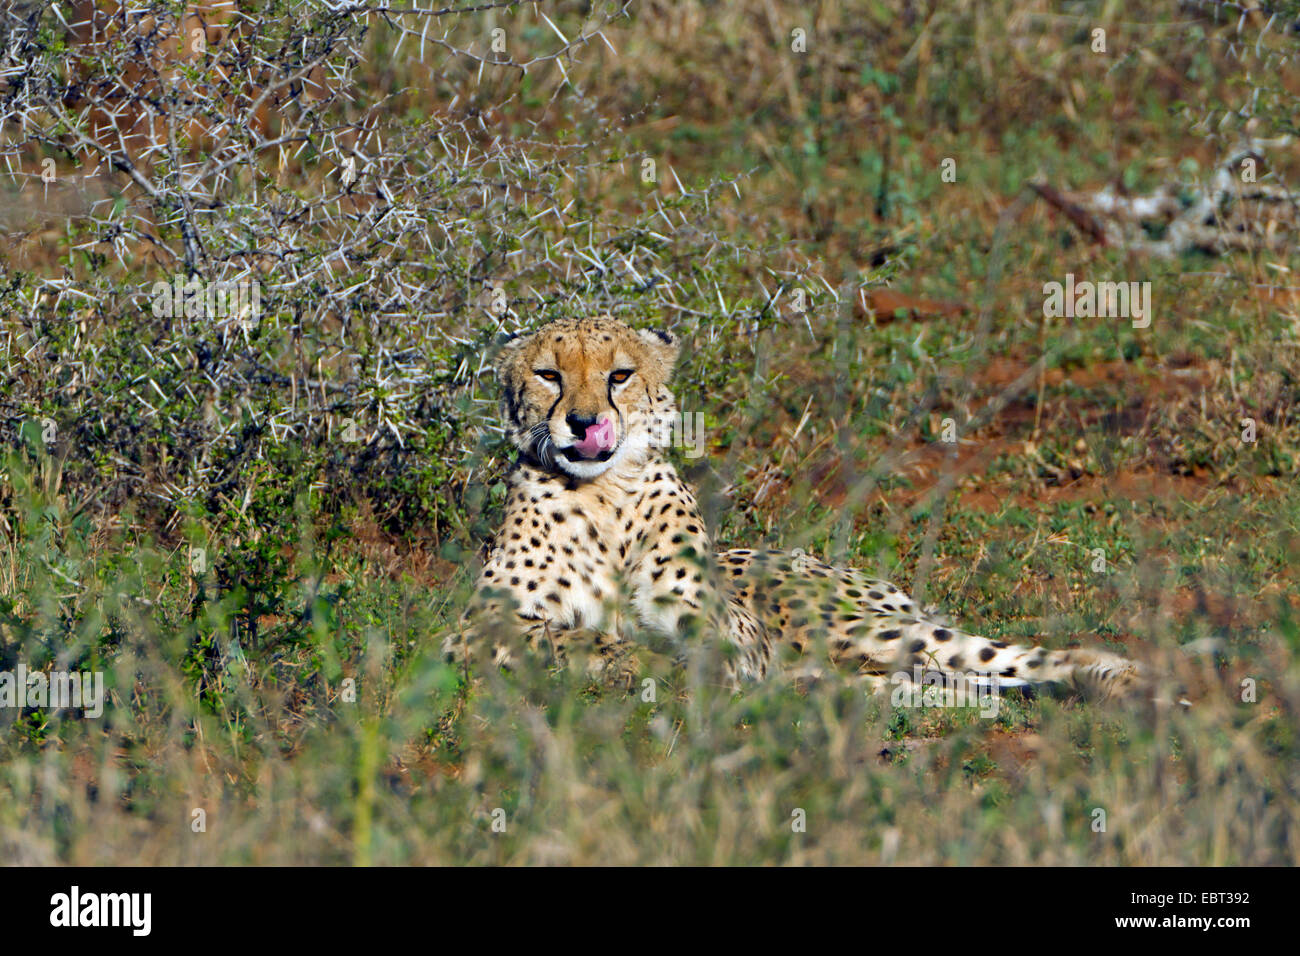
573, 418, 615, 458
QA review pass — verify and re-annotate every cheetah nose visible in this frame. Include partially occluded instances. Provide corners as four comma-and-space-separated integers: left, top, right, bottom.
566, 412, 597, 437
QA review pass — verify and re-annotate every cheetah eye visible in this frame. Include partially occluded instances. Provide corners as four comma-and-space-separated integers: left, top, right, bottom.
609, 369, 634, 384
534, 369, 562, 384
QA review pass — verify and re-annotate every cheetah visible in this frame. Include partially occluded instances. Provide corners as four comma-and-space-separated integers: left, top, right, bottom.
445, 314, 1148, 701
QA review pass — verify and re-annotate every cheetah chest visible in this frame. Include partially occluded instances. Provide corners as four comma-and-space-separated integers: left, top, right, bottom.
483, 482, 627, 631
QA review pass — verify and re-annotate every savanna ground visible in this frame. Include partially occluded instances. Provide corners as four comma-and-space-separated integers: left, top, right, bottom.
0, 0, 1298, 864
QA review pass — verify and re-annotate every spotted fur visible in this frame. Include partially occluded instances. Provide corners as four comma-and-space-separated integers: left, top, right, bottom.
445, 315, 1147, 700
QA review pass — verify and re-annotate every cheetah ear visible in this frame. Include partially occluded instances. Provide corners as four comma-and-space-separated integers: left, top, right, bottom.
637, 327, 680, 369
492, 330, 526, 379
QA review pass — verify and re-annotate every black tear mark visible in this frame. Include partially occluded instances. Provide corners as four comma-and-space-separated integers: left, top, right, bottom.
607, 379, 624, 433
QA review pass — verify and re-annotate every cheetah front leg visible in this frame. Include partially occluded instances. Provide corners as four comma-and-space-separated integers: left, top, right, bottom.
443, 594, 636, 686
624, 546, 770, 688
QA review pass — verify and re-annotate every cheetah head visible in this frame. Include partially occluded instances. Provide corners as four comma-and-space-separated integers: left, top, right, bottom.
493, 315, 681, 479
